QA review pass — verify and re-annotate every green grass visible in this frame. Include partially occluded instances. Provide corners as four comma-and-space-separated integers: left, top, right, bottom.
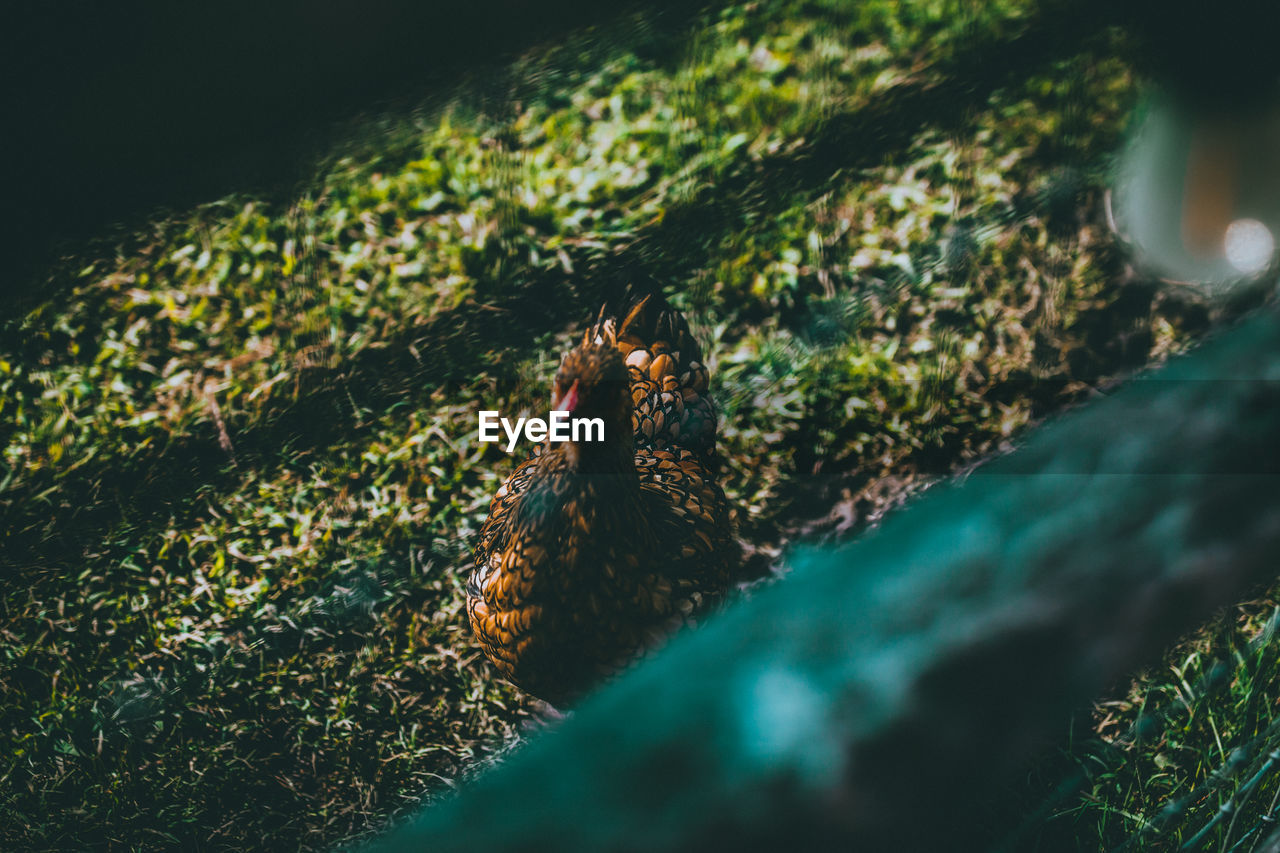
994, 592, 1280, 852
0, 1, 1274, 850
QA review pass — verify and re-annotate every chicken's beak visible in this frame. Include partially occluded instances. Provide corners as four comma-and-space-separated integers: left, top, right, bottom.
553, 379, 580, 413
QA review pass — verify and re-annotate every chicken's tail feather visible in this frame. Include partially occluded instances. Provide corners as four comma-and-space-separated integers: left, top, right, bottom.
586, 277, 702, 365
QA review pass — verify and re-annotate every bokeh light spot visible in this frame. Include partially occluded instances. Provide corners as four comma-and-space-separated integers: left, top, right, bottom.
1224, 218, 1275, 274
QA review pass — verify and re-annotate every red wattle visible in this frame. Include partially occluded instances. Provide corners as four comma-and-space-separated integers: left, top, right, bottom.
553, 379, 580, 413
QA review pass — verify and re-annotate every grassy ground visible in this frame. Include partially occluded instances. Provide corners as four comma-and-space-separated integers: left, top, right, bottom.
0, 1, 1274, 850
989, 594, 1280, 852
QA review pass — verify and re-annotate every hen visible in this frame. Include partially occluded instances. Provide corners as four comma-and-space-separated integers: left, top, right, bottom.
467, 288, 734, 705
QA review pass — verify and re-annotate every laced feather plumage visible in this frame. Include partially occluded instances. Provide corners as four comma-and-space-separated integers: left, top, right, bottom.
467, 288, 734, 705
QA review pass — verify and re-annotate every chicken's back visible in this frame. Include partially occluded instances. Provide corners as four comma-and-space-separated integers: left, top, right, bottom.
468, 285, 733, 705
586, 287, 718, 462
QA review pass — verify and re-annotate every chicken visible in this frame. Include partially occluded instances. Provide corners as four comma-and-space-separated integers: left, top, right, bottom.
467, 288, 734, 705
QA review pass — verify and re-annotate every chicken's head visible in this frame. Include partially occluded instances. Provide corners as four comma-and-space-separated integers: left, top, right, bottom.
552, 343, 630, 433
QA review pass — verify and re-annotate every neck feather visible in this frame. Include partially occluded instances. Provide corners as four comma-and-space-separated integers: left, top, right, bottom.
562, 408, 632, 472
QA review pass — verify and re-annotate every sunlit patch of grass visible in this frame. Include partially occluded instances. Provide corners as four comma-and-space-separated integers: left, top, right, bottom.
3, 0, 1046, 498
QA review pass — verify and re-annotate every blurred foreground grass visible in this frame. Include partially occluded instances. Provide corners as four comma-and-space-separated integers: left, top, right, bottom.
0, 1, 1275, 850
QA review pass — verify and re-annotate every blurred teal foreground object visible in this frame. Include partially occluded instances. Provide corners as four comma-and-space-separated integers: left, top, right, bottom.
361, 308, 1280, 852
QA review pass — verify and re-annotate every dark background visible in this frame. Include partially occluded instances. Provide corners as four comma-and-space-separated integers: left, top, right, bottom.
0, 0, 710, 306
5, 0, 1279, 309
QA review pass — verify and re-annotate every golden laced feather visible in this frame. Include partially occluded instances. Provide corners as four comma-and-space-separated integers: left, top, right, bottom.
466, 290, 733, 705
